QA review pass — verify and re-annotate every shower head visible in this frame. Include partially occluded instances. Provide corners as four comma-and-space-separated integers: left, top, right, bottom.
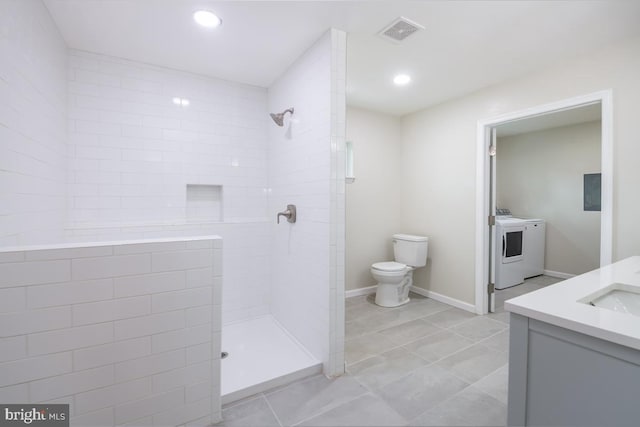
270, 108, 294, 127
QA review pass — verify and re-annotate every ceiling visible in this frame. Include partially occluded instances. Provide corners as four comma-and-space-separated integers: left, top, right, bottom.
497, 103, 601, 138
44, 1, 640, 116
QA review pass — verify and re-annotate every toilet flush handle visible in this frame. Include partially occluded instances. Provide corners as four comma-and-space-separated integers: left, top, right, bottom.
277, 204, 297, 224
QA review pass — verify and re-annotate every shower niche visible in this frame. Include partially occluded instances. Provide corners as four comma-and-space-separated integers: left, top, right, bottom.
186, 184, 222, 222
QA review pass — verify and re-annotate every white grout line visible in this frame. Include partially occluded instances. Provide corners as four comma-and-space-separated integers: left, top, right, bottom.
221, 393, 264, 410
288, 387, 370, 427
262, 394, 285, 427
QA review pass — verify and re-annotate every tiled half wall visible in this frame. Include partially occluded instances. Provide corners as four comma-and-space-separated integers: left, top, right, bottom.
0, 236, 222, 426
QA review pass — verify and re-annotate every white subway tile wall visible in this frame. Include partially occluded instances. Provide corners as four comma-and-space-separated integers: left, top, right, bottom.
0, 238, 222, 426
63, 50, 272, 325
267, 29, 346, 375
64, 221, 270, 325
66, 50, 269, 226
0, 0, 68, 246
328, 29, 347, 376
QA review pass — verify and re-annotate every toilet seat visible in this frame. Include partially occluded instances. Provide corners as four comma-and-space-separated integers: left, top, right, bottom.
371, 233, 429, 307
371, 261, 406, 272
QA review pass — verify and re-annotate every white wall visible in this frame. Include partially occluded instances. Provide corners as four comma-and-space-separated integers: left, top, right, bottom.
345, 107, 402, 291
65, 50, 273, 326
268, 29, 346, 375
67, 50, 269, 226
401, 35, 640, 305
497, 121, 601, 275
0, 0, 67, 246
0, 237, 222, 427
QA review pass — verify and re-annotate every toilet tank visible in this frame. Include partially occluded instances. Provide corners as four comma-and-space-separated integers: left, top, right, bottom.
393, 234, 429, 267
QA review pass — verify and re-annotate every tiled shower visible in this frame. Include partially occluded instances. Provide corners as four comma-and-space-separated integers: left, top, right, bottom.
0, 1, 346, 425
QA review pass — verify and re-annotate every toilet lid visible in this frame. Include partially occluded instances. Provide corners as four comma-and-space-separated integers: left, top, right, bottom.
372, 261, 406, 272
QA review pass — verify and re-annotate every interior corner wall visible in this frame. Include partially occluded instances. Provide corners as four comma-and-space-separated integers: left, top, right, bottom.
0, 0, 67, 246
497, 121, 602, 275
400, 35, 640, 306
267, 30, 335, 369
345, 107, 402, 292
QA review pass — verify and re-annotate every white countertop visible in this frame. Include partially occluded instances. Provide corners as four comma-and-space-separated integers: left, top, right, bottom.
505, 256, 640, 351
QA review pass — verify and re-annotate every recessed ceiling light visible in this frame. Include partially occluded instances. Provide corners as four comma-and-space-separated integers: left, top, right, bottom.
193, 10, 222, 28
393, 74, 411, 86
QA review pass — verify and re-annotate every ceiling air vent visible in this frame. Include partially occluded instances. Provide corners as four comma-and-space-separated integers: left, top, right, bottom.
378, 17, 425, 44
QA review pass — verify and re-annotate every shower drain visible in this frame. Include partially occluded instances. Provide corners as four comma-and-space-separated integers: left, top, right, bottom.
221, 351, 229, 359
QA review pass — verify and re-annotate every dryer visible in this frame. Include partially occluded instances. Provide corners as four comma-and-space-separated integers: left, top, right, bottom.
495, 218, 526, 289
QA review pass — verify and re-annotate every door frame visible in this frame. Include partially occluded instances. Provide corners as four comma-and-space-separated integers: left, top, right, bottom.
474, 90, 613, 314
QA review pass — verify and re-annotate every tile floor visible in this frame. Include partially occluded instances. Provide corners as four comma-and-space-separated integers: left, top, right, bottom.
216, 275, 562, 427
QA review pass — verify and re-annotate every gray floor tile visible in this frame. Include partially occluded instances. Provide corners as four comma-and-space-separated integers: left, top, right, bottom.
435, 343, 508, 384
345, 332, 398, 364
493, 305, 506, 314
422, 308, 477, 329
345, 318, 374, 341
402, 330, 474, 363
265, 374, 367, 426
345, 295, 369, 307
376, 364, 469, 420
451, 316, 507, 341
473, 365, 508, 404
493, 296, 507, 313
218, 396, 281, 427
346, 300, 386, 321
486, 310, 510, 324
506, 284, 539, 297
356, 303, 443, 330
480, 330, 510, 353
494, 293, 509, 305
348, 347, 431, 390
376, 318, 442, 346
348, 294, 449, 326
408, 387, 506, 426
402, 298, 451, 318
526, 275, 562, 287
297, 393, 406, 427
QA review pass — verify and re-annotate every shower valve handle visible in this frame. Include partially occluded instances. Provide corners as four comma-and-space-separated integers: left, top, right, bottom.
277, 204, 297, 224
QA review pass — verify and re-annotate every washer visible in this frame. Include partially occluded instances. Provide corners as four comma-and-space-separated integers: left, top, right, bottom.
523, 219, 545, 278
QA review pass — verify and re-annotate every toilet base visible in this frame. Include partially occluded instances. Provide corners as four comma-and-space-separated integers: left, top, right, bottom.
374, 270, 414, 308
375, 288, 410, 307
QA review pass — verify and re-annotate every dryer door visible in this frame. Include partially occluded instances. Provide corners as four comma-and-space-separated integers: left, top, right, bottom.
501, 225, 524, 264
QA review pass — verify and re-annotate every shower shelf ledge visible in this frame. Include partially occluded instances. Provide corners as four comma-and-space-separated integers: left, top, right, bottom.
64, 218, 271, 230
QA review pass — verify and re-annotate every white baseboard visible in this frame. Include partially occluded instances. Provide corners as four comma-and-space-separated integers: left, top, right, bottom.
543, 270, 576, 280
345, 285, 377, 298
410, 286, 476, 314
346, 285, 476, 314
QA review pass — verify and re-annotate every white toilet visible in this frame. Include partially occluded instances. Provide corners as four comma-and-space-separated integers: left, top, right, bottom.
371, 234, 429, 307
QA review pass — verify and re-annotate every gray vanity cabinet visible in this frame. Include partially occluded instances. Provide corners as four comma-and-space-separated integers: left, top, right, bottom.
507, 313, 640, 426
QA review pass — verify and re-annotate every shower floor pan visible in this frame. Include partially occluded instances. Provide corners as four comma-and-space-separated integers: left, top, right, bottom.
221, 315, 322, 404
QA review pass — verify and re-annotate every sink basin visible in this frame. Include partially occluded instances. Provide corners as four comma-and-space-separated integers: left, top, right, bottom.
580, 283, 640, 317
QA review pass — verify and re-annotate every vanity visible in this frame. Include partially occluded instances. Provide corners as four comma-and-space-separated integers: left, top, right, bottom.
505, 256, 640, 426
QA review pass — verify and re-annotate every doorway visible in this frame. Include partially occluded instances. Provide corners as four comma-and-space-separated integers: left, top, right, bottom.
475, 91, 613, 314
